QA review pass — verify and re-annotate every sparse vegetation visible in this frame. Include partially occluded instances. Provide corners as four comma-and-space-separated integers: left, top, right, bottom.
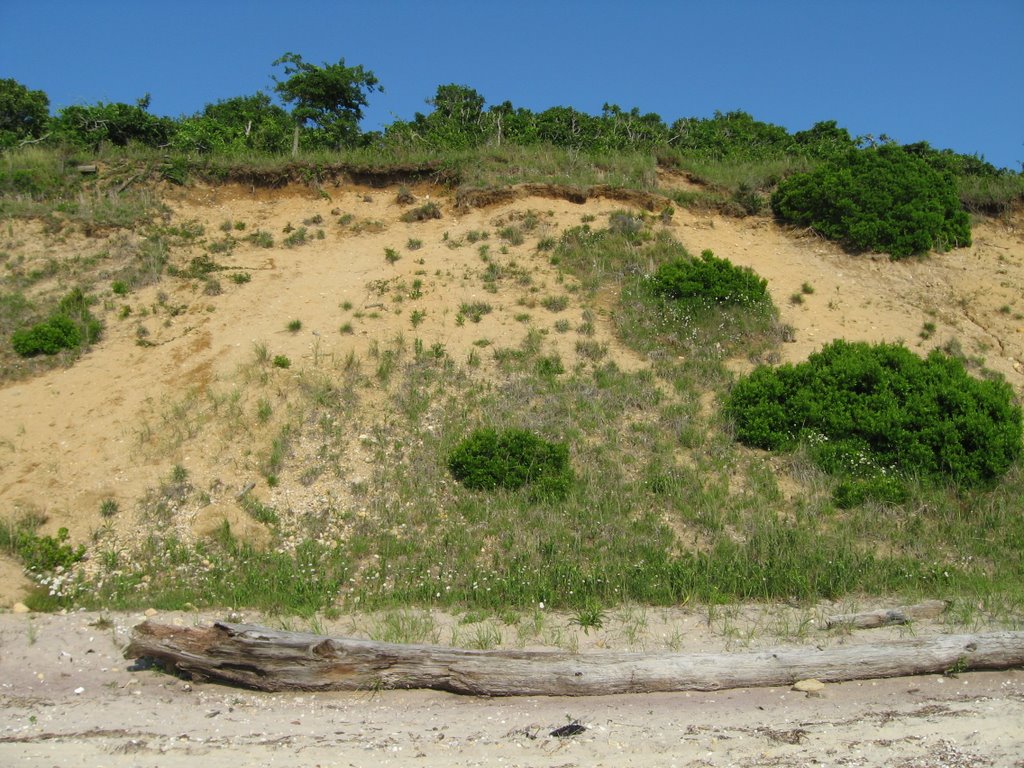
400, 201, 441, 222
458, 301, 493, 323
283, 227, 308, 247
11, 288, 102, 357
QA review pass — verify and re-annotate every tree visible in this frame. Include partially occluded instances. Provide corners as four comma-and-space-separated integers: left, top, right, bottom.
173, 93, 292, 155
410, 84, 488, 149
793, 120, 857, 159
599, 104, 668, 151
668, 111, 794, 160
0, 79, 50, 149
272, 52, 381, 149
52, 97, 175, 150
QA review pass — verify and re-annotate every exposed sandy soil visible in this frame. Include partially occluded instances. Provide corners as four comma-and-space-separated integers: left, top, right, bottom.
2, 608, 1023, 767
2, 179, 1020, 571
1, 177, 1023, 765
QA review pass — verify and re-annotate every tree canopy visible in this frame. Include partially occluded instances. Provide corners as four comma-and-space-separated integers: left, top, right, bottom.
272, 52, 382, 148
0, 78, 51, 148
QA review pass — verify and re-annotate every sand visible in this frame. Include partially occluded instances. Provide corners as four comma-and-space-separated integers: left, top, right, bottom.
1, 608, 1022, 766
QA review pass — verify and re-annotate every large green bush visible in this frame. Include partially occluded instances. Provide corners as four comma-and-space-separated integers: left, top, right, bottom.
725, 340, 1023, 488
448, 428, 572, 499
770, 145, 971, 258
651, 249, 770, 309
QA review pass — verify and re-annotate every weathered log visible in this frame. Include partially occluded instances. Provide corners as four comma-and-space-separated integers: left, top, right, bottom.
825, 599, 950, 630
125, 622, 1024, 697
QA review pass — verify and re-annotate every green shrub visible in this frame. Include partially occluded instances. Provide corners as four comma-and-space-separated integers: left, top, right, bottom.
11, 315, 81, 356
400, 201, 441, 223
448, 428, 573, 498
283, 227, 308, 247
726, 340, 1023, 487
651, 249, 769, 309
771, 145, 971, 258
12, 288, 103, 356
5, 525, 86, 573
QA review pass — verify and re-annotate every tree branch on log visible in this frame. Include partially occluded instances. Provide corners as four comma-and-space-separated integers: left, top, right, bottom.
125, 621, 1024, 697
825, 599, 950, 630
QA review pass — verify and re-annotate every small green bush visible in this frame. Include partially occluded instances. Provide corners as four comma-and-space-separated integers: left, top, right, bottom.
400, 201, 441, 223
651, 249, 769, 308
726, 340, 1023, 488
11, 314, 81, 356
771, 145, 971, 258
11, 287, 102, 356
5, 525, 86, 573
448, 428, 573, 498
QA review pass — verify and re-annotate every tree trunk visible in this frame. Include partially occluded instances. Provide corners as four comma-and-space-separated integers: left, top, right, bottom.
125, 622, 1024, 697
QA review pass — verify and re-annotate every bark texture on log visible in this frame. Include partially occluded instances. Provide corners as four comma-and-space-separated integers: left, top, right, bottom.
825, 599, 950, 630
125, 622, 1024, 697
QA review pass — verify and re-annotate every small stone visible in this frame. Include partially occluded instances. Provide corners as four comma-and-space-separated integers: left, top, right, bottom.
144, 608, 158, 617
74, 686, 85, 694
12, 602, 30, 614
792, 678, 826, 693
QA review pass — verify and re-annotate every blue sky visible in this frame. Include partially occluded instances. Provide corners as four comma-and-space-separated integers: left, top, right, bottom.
2, 0, 1021, 169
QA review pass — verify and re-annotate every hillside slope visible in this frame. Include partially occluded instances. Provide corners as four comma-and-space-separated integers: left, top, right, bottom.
1, 177, 1022, 608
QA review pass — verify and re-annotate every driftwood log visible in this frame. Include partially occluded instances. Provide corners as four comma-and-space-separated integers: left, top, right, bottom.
824, 599, 950, 630
125, 621, 1024, 697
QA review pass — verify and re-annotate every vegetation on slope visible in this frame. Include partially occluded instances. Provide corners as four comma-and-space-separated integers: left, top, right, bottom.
1, 62, 1023, 626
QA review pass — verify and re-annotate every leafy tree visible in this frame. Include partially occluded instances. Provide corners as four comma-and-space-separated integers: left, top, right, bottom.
52, 96, 175, 150
599, 104, 668, 151
533, 106, 602, 149
423, 83, 487, 148
0, 79, 50, 149
485, 100, 538, 146
272, 52, 381, 148
771, 144, 972, 257
668, 110, 795, 160
383, 84, 488, 150
792, 120, 857, 159
173, 92, 292, 155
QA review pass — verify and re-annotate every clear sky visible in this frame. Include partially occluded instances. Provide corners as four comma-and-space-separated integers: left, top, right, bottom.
2, 0, 1021, 169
